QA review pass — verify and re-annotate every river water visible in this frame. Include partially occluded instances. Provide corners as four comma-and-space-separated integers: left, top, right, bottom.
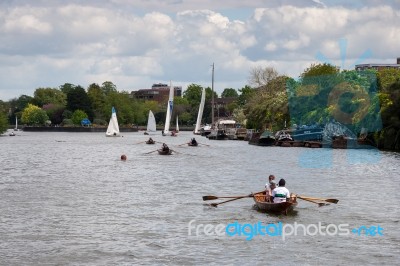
0, 131, 399, 265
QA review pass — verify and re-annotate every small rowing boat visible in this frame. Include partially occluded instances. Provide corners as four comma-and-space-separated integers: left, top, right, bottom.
253, 193, 297, 215
146, 140, 155, 144
158, 149, 172, 155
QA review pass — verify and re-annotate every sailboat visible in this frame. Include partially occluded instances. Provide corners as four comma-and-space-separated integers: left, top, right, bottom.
194, 87, 206, 135
144, 110, 157, 135
162, 82, 174, 136
106, 107, 120, 137
176, 116, 179, 133
15, 116, 19, 131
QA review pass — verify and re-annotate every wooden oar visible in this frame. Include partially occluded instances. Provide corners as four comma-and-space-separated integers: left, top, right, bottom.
134, 141, 146, 144
208, 190, 265, 207
297, 197, 329, 207
198, 143, 210, 147
143, 149, 158, 154
203, 195, 251, 201
298, 195, 338, 204
178, 143, 189, 146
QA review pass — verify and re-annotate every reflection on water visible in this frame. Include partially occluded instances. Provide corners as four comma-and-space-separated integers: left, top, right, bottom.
0, 131, 399, 265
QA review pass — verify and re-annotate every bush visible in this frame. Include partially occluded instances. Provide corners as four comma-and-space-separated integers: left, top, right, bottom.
61, 119, 74, 126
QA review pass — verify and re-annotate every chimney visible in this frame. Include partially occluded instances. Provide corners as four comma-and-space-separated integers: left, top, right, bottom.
397, 57, 400, 64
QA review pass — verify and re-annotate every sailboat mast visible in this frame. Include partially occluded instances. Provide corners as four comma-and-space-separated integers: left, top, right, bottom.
211, 63, 215, 127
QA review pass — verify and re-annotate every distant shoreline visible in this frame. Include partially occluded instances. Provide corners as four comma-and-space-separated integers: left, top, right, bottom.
21, 126, 195, 132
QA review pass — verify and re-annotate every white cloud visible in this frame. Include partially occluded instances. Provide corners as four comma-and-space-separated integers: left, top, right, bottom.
0, 2, 399, 100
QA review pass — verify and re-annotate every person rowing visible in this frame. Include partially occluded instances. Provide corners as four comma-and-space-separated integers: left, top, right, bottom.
272, 179, 290, 203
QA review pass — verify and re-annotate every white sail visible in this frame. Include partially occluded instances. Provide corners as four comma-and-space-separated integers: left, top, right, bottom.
163, 83, 174, 134
146, 110, 157, 133
106, 107, 120, 137
194, 87, 206, 134
176, 116, 179, 133
15, 116, 18, 131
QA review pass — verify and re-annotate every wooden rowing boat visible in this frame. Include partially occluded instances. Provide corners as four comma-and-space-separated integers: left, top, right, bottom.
146, 140, 155, 144
188, 142, 198, 147
253, 193, 297, 215
157, 149, 172, 155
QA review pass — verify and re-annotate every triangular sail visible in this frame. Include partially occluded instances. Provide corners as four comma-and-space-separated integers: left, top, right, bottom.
176, 116, 179, 133
194, 87, 206, 134
146, 110, 157, 133
163, 83, 174, 133
15, 116, 18, 131
106, 107, 120, 137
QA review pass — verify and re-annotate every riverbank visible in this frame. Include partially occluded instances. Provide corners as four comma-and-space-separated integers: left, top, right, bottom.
21, 126, 195, 132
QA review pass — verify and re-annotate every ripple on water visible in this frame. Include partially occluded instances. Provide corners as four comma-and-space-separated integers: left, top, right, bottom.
0, 132, 399, 265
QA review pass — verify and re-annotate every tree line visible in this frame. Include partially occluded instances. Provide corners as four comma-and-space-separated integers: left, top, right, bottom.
1, 64, 399, 150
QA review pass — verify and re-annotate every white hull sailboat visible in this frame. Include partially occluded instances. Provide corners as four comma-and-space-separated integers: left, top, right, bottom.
162, 83, 174, 136
194, 87, 206, 135
144, 110, 157, 135
106, 107, 120, 137
15, 116, 19, 131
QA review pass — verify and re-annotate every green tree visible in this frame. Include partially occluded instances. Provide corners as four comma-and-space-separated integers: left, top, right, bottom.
21, 104, 49, 125
245, 75, 290, 130
105, 91, 138, 126
183, 84, 203, 106
101, 81, 117, 96
43, 104, 65, 125
221, 88, 238, 98
66, 86, 93, 120
0, 111, 8, 134
33, 87, 67, 107
88, 83, 106, 120
237, 85, 254, 106
59, 83, 76, 95
71, 109, 88, 125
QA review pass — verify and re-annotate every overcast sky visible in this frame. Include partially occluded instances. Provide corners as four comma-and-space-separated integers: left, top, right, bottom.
0, 0, 399, 101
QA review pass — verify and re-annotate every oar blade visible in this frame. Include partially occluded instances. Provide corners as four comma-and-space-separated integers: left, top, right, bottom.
203, 195, 218, 201
325, 199, 339, 204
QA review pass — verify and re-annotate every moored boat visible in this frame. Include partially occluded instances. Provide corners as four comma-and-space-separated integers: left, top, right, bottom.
253, 193, 297, 215
249, 130, 276, 146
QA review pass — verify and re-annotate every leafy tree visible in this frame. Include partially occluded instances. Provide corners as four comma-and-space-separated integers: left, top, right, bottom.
21, 104, 49, 125
232, 107, 247, 126
105, 91, 138, 125
59, 83, 76, 95
221, 88, 238, 98
237, 85, 254, 106
101, 81, 117, 96
66, 86, 93, 120
183, 84, 203, 107
33, 88, 66, 107
87, 83, 106, 120
178, 111, 192, 125
43, 104, 65, 125
300, 63, 339, 79
245, 75, 290, 131
0, 111, 8, 134
71, 109, 88, 125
